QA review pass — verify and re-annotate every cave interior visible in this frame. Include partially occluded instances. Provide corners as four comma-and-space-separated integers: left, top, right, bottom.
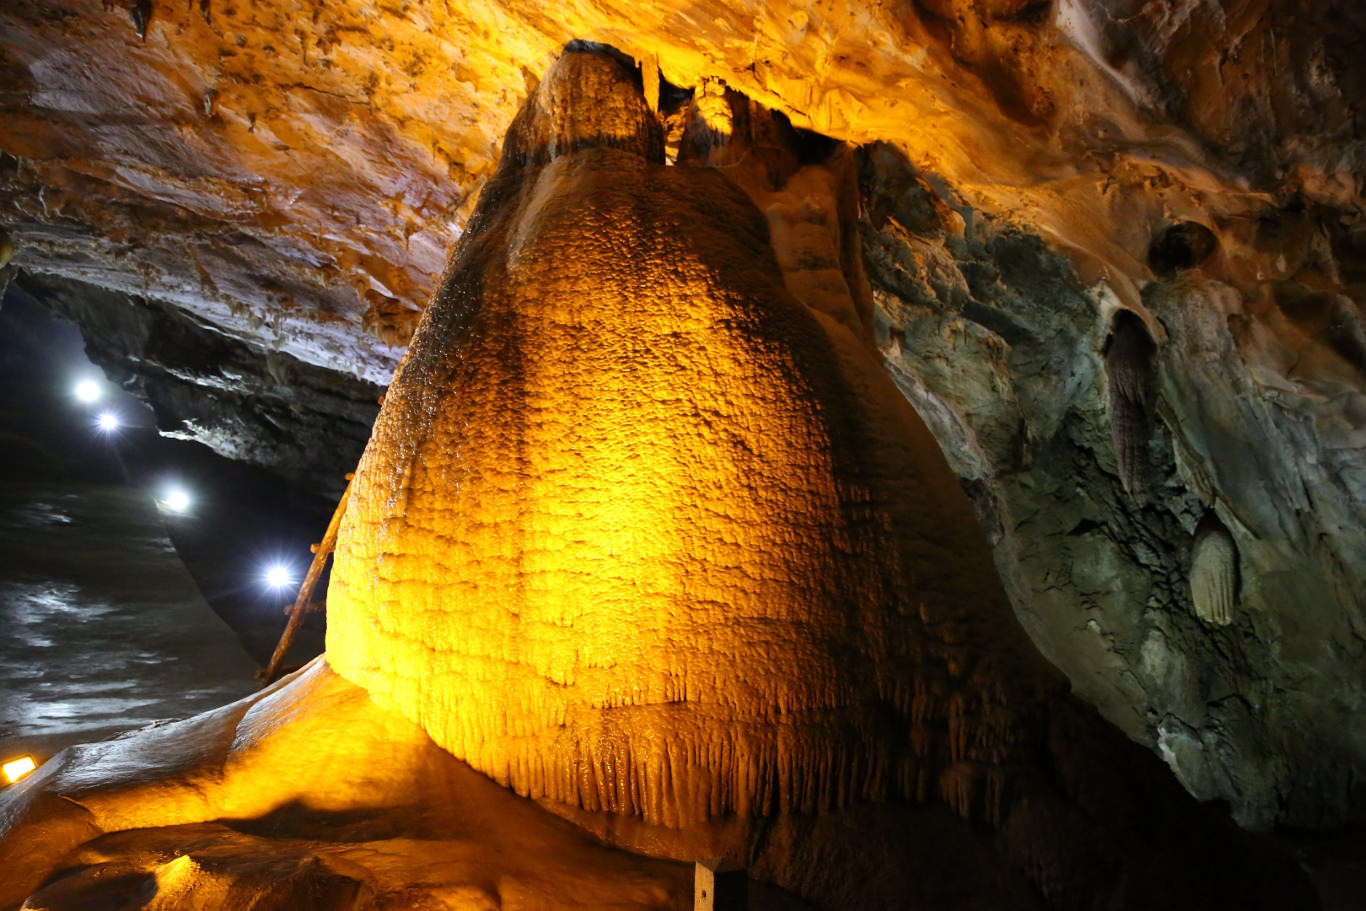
1, 1, 1366, 909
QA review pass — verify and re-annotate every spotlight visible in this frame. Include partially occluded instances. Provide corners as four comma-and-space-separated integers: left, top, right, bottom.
2, 756, 36, 784
159, 485, 192, 515
264, 563, 295, 589
73, 379, 102, 404
95, 411, 120, 433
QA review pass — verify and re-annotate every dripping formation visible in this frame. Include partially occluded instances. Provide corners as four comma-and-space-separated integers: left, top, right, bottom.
1105, 309, 1158, 494
1191, 513, 1238, 627
326, 47, 1065, 827
318, 48, 1314, 909
0, 41, 1327, 911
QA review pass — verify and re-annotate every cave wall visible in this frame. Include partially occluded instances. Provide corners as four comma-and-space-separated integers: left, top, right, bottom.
860, 146, 1366, 826
1, 0, 1364, 831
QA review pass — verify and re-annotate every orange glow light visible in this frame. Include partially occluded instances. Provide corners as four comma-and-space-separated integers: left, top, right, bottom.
2, 756, 37, 784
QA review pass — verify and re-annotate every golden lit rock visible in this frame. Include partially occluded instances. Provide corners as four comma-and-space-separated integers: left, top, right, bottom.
328, 48, 1060, 828
0, 660, 689, 911
0, 45, 1327, 911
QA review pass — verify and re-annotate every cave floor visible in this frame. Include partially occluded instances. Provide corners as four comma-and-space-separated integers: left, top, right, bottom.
0, 479, 260, 763
0, 285, 331, 768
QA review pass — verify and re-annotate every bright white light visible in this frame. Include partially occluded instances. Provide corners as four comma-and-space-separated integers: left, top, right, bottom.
160, 485, 192, 515
73, 379, 102, 404
264, 564, 294, 589
95, 411, 120, 433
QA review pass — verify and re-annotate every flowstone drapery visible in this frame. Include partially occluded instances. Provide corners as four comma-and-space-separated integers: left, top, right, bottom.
0, 46, 1319, 911
326, 48, 1064, 828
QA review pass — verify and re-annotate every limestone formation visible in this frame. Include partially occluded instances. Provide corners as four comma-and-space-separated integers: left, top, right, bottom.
1105, 309, 1157, 494
0, 0, 1363, 854
1191, 513, 1237, 627
328, 48, 1063, 828
0, 45, 1323, 911
0, 660, 693, 911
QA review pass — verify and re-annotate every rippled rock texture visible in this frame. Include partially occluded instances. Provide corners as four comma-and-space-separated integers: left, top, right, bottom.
0, 49, 1319, 911
860, 146, 1366, 828
2, 0, 1364, 846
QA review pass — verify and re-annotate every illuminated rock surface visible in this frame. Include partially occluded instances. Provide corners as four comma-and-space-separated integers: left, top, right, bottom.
329, 49, 1065, 826
0, 660, 693, 911
0, 47, 1324, 911
1, 0, 1364, 898
5, 1, 1366, 826
316, 48, 1307, 906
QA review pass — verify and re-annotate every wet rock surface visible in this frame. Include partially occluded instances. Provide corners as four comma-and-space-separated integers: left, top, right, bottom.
0, 481, 259, 761
0, 286, 328, 752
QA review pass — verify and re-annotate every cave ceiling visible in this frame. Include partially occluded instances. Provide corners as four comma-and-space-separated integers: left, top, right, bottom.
2, 0, 1361, 379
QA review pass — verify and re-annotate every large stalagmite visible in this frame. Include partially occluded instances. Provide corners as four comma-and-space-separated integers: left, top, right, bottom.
0, 45, 1324, 911
325, 48, 1061, 828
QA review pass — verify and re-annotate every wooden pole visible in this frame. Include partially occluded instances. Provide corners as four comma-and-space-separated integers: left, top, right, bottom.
259, 473, 354, 685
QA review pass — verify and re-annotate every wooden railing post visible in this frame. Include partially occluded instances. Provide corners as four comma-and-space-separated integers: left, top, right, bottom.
259, 473, 354, 685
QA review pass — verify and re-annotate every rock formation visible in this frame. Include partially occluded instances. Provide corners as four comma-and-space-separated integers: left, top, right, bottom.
1, 0, 1365, 899
1190, 512, 1237, 627
328, 48, 1066, 829
0, 660, 694, 911
0, 47, 1321, 911
1104, 309, 1157, 494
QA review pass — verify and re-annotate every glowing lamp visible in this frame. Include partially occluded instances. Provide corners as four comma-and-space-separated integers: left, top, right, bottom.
74, 379, 102, 403
2, 756, 36, 784
160, 485, 192, 515
264, 564, 294, 589
95, 411, 120, 433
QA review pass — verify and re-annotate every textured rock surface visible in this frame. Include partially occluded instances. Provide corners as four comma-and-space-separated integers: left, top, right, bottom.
1103, 309, 1157, 494
0, 660, 694, 911
2, 0, 1364, 842
860, 147, 1366, 829
7, 272, 382, 493
321, 50, 1313, 909
0, 659, 1312, 911
329, 49, 1064, 829
4, 0, 1361, 371
1190, 513, 1237, 627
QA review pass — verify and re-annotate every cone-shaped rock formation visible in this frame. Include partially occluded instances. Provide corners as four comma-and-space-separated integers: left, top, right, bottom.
0, 45, 1321, 911
326, 48, 1064, 829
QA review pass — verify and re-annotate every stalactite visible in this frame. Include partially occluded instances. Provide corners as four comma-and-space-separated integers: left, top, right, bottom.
1104, 309, 1157, 494
1191, 513, 1237, 626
